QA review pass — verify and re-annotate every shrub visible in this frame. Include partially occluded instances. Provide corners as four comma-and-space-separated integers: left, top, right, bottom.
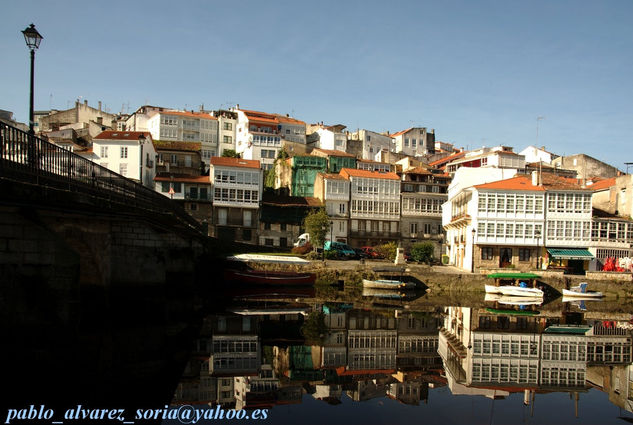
441, 254, 449, 265
291, 242, 312, 255
411, 242, 434, 264
375, 242, 398, 262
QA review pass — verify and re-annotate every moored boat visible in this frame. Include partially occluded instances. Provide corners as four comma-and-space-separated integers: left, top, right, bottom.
485, 273, 544, 298
562, 282, 603, 298
362, 279, 415, 290
484, 293, 543, 306
224, 269, 316, 286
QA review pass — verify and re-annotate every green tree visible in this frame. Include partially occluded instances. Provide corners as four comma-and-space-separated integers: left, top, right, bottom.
222, 149, 240, 158
303, 208, 331, 250
301, 311, 327, 345
411, 242, 435, 264
264, 167, 276, 188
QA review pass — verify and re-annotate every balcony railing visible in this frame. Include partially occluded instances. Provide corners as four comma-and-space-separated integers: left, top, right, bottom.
349, 230, 400, 238
0, 123, 202, 233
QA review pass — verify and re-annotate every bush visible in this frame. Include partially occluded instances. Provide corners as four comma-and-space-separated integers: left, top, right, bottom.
324, 250, 339, 260
291, 242, 312, 255
306, 251, 321, 260
375, 242, 398, 262
411, 242, 434, 264
441, 254, 449, 265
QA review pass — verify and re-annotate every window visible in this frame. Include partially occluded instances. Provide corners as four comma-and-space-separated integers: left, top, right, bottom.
190, 203, 198, 211
119, 163, 127, 176
404, 138, 409, 147
264, 222, 271, 230
100, 146, 108, 158
519, 248, 531, 261
189, 187, 198, 199
243, 210, 252, 227
410, 223, 418, 235
161, 182, 170, 192
217, 209, 227, 225
481, 247, 494, 260
265, 238, 274, 246
223, 135, 232, 144
280, 223, 287, 231
339, 203, 346, 214
223, 122, 232, 131
120, 147, 128, 158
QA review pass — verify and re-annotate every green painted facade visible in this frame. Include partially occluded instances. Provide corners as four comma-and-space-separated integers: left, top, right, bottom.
291, 156, 327, 197
328, 156, 356, 173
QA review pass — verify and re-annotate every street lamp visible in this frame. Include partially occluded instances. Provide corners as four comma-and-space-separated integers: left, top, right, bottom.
22, 24, 43, 135
535, 229, 541, 270
471, 228, 476, 273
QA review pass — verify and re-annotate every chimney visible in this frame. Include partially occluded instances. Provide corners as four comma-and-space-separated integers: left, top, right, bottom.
98, 101, 102, 111
531, 170, 540, 186
84, 100, 88, 106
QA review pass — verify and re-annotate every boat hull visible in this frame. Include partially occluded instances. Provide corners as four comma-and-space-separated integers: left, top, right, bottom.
224, 269, 316, 286
362, 279, 415, 289
562, 289, 604, 298
484, 293, 543, 306
485, 284, 544, 297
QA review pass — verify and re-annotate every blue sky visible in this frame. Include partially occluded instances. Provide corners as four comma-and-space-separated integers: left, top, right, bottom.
2, 0, 632, 169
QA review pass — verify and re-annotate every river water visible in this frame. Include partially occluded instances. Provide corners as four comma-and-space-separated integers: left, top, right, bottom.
167, 286, 633, 425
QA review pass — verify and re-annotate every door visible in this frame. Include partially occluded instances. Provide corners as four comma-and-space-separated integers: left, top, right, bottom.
499, 248, 512, 268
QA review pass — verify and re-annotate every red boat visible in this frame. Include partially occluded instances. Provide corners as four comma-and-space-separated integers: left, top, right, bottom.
224, 269, 316, 286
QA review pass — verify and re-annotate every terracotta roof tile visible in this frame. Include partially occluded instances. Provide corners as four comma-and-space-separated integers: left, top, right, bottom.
209, 157, 260, 169
317, 172, 348, 180
403, 167, 432, 175
428, 151, 466, 167
589, 177, 617, 191
475, 176, 545, 191
94, 131, 151, 141
340, 168, 400, 180
154, 140, 201, 152
159, 110, 217, 120
390, 127, 412, 138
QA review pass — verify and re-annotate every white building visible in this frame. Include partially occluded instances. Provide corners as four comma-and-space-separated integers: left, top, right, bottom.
234, 108, 306, 170
146, 110, 218, 165
209, 156, 262, 244
444, 170, 594, 272
391, 127, 435, 157
446, 146, 525, 176
91, 130, 156, 188
341, 168, 401, 248
348, 129, 394, 161
314, 173, 350, 243
306, 124, 347, 152
519, 145, 559, 164
215, 109, 238, 157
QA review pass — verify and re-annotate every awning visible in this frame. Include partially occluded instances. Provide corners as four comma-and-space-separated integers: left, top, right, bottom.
547, 248, 594, 260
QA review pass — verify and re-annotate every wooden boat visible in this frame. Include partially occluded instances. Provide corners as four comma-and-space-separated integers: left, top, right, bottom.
562, 282, 603, 298
484, 293, 543, 306
224, 269, 316, 286
485, 273, 544, 298
362, 278, 415, 289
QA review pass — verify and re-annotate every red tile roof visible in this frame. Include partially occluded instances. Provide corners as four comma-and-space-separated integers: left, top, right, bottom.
589, 177, 617, 191
403, 166, 432, 175
475, 176, 545, 191
94, 131, 151, 140
476, 173, 592, 192
209, 157, 260, 169
429, 151, 466, 167
312, 148, 356, 158
390, 127, 412, 138
317, 172, 348, 180
159, 110, 217, 120
154, 141, 201, 152
340, 168, 400, 180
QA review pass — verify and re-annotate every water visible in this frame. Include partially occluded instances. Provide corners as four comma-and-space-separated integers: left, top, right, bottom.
168, 288, 633, 425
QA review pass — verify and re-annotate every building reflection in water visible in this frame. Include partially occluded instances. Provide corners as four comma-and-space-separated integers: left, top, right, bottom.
170, 297, 633, 418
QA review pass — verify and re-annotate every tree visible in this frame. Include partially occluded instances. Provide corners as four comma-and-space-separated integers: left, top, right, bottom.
301, 311, 327, 345
303, 208, 331, 250
222, 149, 240, 158
411, 242, 435, 264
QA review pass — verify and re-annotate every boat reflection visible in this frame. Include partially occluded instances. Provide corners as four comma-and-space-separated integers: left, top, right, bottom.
170, 292, 633, 422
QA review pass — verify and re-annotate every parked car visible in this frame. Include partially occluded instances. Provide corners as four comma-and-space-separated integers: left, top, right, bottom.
361, 246, 382, 259
324, 241, 356, 260
354, 248, 369, 259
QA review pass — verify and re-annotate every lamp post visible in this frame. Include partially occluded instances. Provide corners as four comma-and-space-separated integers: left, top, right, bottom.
330, 220, 334, 245
22, 24, 43, 136
471, 228, 476, 273
535, 229, 541, 270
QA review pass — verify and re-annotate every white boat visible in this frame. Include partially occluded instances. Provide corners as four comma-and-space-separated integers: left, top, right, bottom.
484, 293, 543, 306
362, 279, 415, 290
362, 288, 411, 299
485, 284, 544, 298
562, 282, 603, 298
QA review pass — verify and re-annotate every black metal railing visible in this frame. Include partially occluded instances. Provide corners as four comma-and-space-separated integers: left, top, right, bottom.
0, 123, 202, 233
